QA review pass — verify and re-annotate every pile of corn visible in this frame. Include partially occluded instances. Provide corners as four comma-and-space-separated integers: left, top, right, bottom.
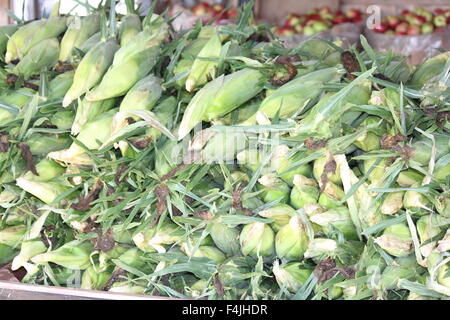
0, 1, 449, 300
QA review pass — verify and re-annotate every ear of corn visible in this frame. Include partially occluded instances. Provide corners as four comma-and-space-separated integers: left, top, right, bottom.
14, 38, 60, 79
403, 185, 431, 215
155, 139, 184, 178
71, 97, 116, 135
258, 204, 296, 232
5, 16, 67, 63
275, 216, 309, 261
31, 240, 93, 270
27, 133, 72, 156
59, 13, 100, 62
318, 181, 345, 209
209, 222, 241, 256
11, 240, 47, 271
185, 33, 222, 92
63, 38, 119, 107
313, 154, 342, 186
374, 223, 413, 257
409, 52, 450, 88
304, 238, 338, 259
204, 69, 264, 120
0, 25, 18, 57
78, 32, 101, 53
50, 110, 75, 130
290, 174, 319, 210
47, 71, 75, 100
417, 214, 441, 258
48, 110, 116, 165
0, 88, 35, 124
119, 14, 142, 46
381, 191, 404, 215
194, 129, 250, 164
112, 26, 168, 68
132, 221, 183, 253
272, 260, 312, 293
258, 174, 290, 204
396, 170, 424, 188
81, 266, 112, 290
16, 178, 69, 204
0, 225, 26, 247
86, 47, 160, 101
178, 68, 264, 139
239, 222, 275, 257
248, 67, 343, 122
22, 158, 65, 182
309, 206, 358, 240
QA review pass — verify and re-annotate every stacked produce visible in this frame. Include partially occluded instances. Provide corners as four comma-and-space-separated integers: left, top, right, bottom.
273, 7, 364, 36
172, 1, 238, 26
372, 8, 450, 35
0, 1, 449, 300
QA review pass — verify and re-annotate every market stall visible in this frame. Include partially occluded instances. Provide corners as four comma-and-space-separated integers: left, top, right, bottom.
0, 0, 449, 301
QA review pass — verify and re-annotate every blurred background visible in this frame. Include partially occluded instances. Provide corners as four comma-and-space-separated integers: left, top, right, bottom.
1, 0, 450, 23
0, 0, 449, 64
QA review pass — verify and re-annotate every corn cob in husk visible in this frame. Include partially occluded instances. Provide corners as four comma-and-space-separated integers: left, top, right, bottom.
119, 14, 142, 47
14, 38, 60, 79
86, 46, 160, 101
32, 240, 93, 270
78, 32, 101, 53
240, 222, 275, 258
47, 71, 75, 100
409, 52, 450, 88
178, 68, 264, 139
59, 13, 100, 62
48, 110, 116, 165
0, 25, 18, 57
71, 97, 116, 135
185, 33, 222, 92
245, 67, 343, 123
5, 16, 67, 63
62, 38, 119, 107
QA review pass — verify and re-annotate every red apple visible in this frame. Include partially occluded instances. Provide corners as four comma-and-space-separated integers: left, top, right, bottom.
402, 12, 415, 23
285, 14, 302, 27
406, 25, 421, 35
447, 16, 450, 24
400, 10, 410, 17
191, 2, 210, 16
414, 8, 433, 22
409, 14, 427, 26
333, 14, 349, 24
433, 14, 447, 27
372, 21, 390, 33
395, 22, 409, 35
306, 13, 322, 23
276, 26, 296, 37
386, 15, 402, 28
345, 8, 362, 20
435, 9, 446, 15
